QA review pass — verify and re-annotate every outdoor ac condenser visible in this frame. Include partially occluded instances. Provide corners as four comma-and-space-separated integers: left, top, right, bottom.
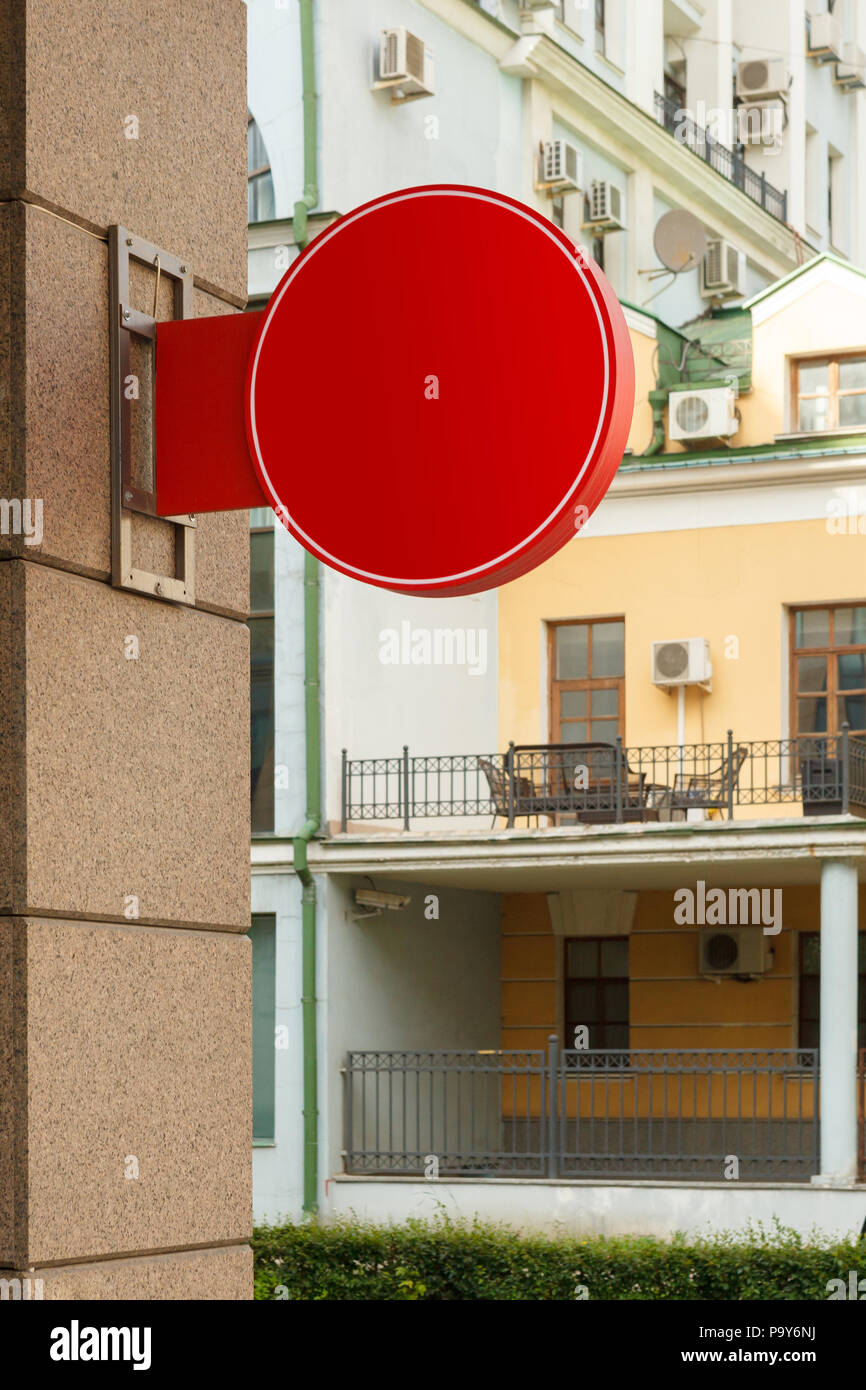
377, 27, 435, 98
808, 12, 843, 61
668, 387, 738, 442
651, 638, 712, 688
736, 57, 789, 101
582, 179, 626, 231
542, 140, 582, 192
699, 929, 768, 977
701, 239, 747, 299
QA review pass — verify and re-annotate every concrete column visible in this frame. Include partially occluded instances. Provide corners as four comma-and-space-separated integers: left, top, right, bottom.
0, 1, 252, 1297
817, 859, 860, 1184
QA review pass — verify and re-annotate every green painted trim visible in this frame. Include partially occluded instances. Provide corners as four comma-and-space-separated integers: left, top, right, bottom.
292, 0, 319, 251
622, 440, 866, 471
294, 548, 321, 1217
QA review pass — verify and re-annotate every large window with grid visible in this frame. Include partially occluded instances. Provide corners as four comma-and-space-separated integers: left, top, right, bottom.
564, 937, 629, 1050
790, 605, 866, 737
250, 509, 275, 833
799, 933, 866, 1050
793, 354, 866, 433
549, 618, 625, 744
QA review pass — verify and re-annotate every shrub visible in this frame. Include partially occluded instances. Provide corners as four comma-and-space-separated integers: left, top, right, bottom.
251, 1214, 866, 1301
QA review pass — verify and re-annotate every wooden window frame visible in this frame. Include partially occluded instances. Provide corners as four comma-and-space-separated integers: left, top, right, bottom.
563, 936, 630, 1051
790, 352, 866, 434
548, 617, 625, 745
798, 931, 866, 1050
788, 603, 866, 739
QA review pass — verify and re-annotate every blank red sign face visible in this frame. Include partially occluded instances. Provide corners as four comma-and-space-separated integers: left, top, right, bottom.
246, 185, 634, 597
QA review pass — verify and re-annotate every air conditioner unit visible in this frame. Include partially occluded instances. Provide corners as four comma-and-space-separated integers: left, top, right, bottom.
699, 929, 768, 978
668, 386, 738, 442
836, 41, 866, 88
540, 140, 582, 192
807, 12, 843, 61
651, 638, 712, 688
376, 27, 435, 99
701, 238, 747, 299
736, 99, 785, 147
736, 57, 789, 101
582, 179, 626, 231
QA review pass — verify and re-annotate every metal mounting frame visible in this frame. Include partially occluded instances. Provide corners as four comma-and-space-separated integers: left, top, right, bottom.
109, 225, 196, 604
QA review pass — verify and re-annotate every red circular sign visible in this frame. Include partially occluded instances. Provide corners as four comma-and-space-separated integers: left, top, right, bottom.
246, 185, 634, 597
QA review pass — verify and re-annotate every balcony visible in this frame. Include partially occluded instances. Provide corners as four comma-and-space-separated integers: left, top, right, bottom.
340, 731, 866, 831
343, 1046, 841, 1181
653, 91, 788, 224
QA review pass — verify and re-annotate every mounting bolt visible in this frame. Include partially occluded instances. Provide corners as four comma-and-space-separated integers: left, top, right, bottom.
179, 264, 187, 274
126, 238, 133, 247
123, 309, 131, 320
124, 490, 133, 502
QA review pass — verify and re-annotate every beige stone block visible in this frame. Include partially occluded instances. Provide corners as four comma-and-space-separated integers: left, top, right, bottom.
0, 0, 247, 303
0, 918, 251, 1267
0, 208, 249, 619
0, 561, 25, 913
7, 560, 250, 928
9, 1245, 253, 1300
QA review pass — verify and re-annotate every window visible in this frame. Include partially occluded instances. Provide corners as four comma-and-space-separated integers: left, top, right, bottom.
551, 196, 565, 230
793, 355, 866, 433
595, 0, 606, 52
799, 932, 866, 1049
592, 234, 605, 273
550, 618, 625, 743
250, 510, 275, 832
790, 605, 866, 737
565, 937, 629, 1049
248, 113, 275, 224
250, 914, 276, 1142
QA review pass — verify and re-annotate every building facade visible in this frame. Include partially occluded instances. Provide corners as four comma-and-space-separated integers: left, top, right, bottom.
246, 0, 866, 1234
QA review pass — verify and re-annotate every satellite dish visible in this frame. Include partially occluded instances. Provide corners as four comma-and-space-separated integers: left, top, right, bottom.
653, 210, 707, 274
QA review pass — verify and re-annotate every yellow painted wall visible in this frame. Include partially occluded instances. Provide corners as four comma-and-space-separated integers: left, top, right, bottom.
626, 323, 656, 454
738, 278, 866, 445
501, 890, 865, 1116
498, 517, 866, 756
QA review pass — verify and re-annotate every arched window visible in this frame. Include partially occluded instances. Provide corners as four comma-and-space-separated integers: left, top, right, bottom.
248, 112, 275, 223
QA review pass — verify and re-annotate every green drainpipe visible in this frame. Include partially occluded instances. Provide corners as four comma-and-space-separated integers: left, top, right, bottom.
294, 550, 321, 1215
292, 0, 321, 1216
292, 0, 319, 252
642, 388, 668, 457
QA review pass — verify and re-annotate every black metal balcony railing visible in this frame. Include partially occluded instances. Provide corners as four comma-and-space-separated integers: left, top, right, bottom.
340, 730, 866, 830
654, 91, 788, 223
343, 1046, 821, 1181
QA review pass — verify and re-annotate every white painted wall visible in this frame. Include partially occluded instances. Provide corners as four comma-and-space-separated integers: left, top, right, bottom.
322, 572, 499, 833
323, 875, 502, 1180
328, 1175, 866, 1240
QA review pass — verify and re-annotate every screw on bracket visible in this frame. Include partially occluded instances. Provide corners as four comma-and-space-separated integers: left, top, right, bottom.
124, 490, 133, 502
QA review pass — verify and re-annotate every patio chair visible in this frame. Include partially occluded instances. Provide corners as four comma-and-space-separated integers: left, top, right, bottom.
666, 743, 749, 819
478, 757, 547, 827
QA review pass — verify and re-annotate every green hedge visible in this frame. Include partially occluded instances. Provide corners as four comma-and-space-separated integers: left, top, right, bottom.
252, 1215, 866, 1301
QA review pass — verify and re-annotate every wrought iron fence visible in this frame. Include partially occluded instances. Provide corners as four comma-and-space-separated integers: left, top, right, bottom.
343, 1045, 820, 1180
654, 91, 788, 223
340, 729, 866, 828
